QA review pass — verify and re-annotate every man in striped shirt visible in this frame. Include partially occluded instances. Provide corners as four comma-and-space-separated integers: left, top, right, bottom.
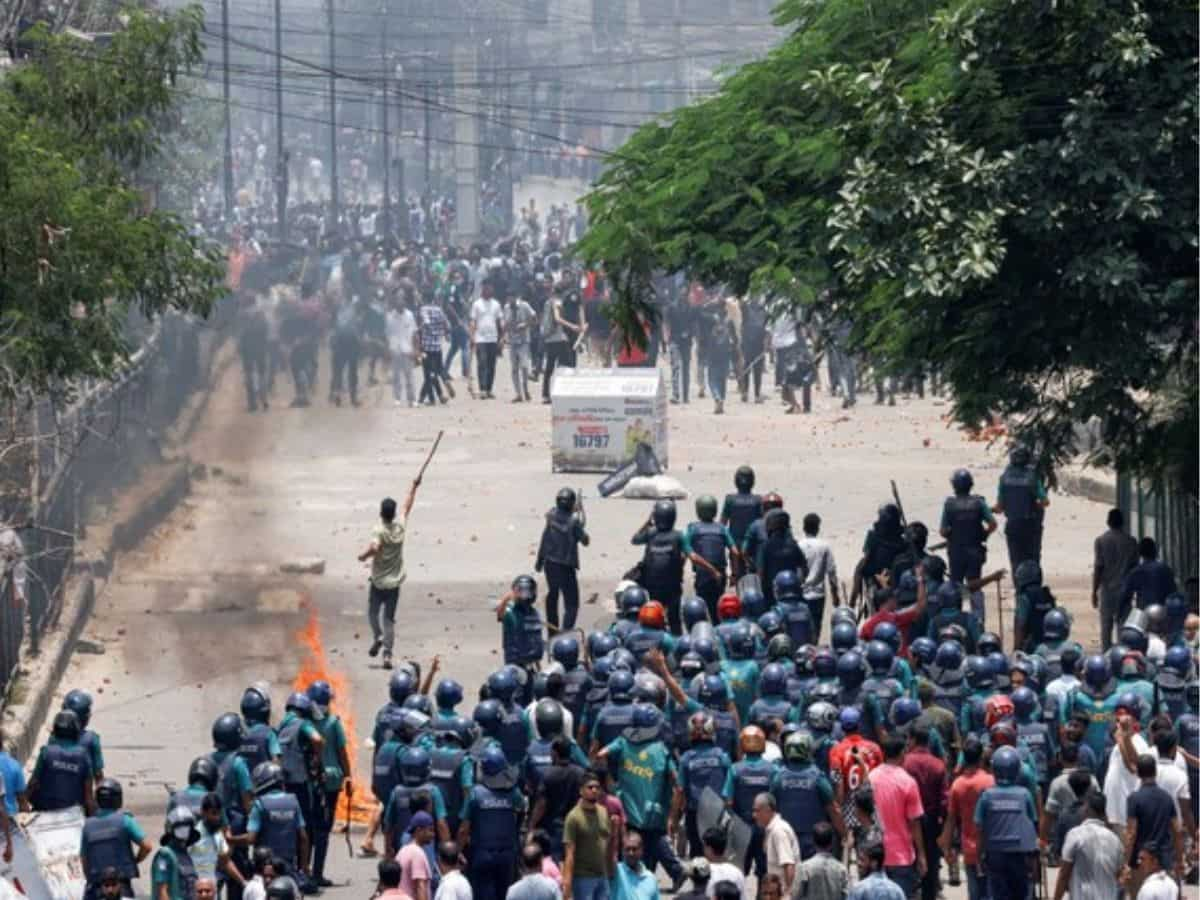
418, 297, 451, 406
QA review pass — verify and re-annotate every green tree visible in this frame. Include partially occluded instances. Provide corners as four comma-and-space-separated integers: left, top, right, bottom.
578, 0, 1197, 493
0, 6, 225, 400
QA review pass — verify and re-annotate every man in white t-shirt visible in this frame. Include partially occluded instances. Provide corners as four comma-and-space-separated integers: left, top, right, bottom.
701, 829, 746, 899
387, 301, 419, 407
434, 842, 473, 900
470, 287, 504, 399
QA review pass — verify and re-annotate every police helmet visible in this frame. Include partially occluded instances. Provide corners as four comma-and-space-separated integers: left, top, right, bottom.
487, 668, 518, 703
1010, 686, 1038, 720
96, 778, 123, 810
551, 636, 580, 669
285, 692, 315, 719
1164, 645, 1192, 676
389, 670, 417, 706
935, 640, 965, 671
473, 699, 503, 737
679, 652, 705, 680
865, 640, 894, 675
398, 747, 432, 786
307, 680, 333, 708
806, 701, 838, 734
897, 571, 920, 601
692, 638, 720, 669
63, 689, 93, 727
188, 756, 219, 791
924, 556, 948, 583
435, 678, 465, 710
52, 709, 81, 742
950, 469, 974, 493
734, 466, 755, 491
739, 725, 767, 755
512, 573, 538, 604
1115, 692, 1143, 721
831, 606, 858, 629
1083, 654, 1112, 689
838, 707, 862, 734
211, 713, 244, 751
695, 494, 719, 521
740, 588, 768, 620
266, 877, 299, 900
633, 673, 666, 708
784, 730, 813, 764
889, 697, 921, 728
608, 647, 637, 673
986, 652, 1011, 684
964, 655, 993, 690
698, 674, 729, 706
758, 611, 784, 639
1059, 644, 1083, 676
1145, 604, 1167, 635
681, 596, 709, 630
555, 487, 576, 513
1042, 608, 1069, 643
639, 601, 667, 630
767, 634, 794, 663
240, 687, 271, 723
836, 650, 866, 689
251, 761, 283, 795
910, 637, 937, 666
1165, 592, 1188, 625
813, 647, 837, 679
1009, 445, 1032, 466
773, 570, 802, 602
651, 499, 677, 530
792, 644, 816, 676
589, 631, 619, 661
688, 711, 716, 743
717, 594, 742, 623
629, 704, 664, 743
620, 585, 650, 619
831, 622, 858, 655
978, 632, 1002, 657
403, 693, 434, 717
164, 805, 200, 845
728, 623, 755, 660
608, 670, 635, 703
991, 746, 1020, 784
935, 581, 963, 612
760, 663, 788, 698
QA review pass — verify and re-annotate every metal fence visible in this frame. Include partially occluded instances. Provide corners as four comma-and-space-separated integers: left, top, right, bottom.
1117, 473, 1199, 582
0, 312, 213, 700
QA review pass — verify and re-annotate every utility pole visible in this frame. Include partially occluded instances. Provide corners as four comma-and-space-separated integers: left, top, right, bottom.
380, 9, 392, 239
327, 0, 339, 228
274, 0, 286, 239
452, 39, 480, 244
422, 25, 432, 196
220, 0, 234, 217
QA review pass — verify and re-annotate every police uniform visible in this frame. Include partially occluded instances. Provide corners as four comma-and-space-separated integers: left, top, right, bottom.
248, 788, 305, 869
723, 753, 779, 876
81, 808, 145, 899
310, 711, 347, 882
940, 494, 994, 622
150, 844, 198, 900
633, 524, 687, 635
974, 783, 1038, 900
770, 763, 834, 859
684, 520, 737, 622
462, 782, 525, 900
677, 742, 731, 856
31, 738, 93, 811
996, 463, 1045, 574
535, 508, 588, 630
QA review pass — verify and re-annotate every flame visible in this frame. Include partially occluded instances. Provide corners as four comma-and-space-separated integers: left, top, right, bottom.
292, 607, 378, 824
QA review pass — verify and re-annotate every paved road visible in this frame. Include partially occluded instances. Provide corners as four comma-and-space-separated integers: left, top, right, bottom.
42, 337, 1115, 898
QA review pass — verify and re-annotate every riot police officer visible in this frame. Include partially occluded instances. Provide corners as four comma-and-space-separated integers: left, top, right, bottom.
246, 762, 309, 882
757, 512, 808, 604
431, 679, 475, 744
748, 663, 795, 732
686, 495, 739, 622
63, 689, 104, 782
721, 466, 763, 577
82, 779, 153, 900
151, 807, 202, 900
976, 747, 1038, 900
383, 747, 448, 855
1012, 561, 1055, 652
524, 700, 589, 792
939, 469, 996, 624
535, 488, 590, 630
632, 500, 688, 635
673, 712, 732, 857
774, 570, 815, 648
458, 745, 525, 900
548, 636, 593, 730
29, 710, 94, 813
742, 492, 783, 574
1010, 687, 1055, 796
724, 726, 778, 878
992, 445, 1048, 576
306, 681, 350, 888
429, 729, 473, 838
588, 669, 636, 757
1065, 655, 1121, 775
496, 575, 546, 689
860, 641, 903, 743
772, 732, 840, 860
239, 686, 281, 771
276, 692, 325, 871
168, 758, 219, 818
208, 712, 254, 888
373, 669, 418, 750
1156, 646, 1192, 718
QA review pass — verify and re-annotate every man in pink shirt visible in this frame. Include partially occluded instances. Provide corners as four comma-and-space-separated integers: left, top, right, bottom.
867, 735, 927, 899
939, 738, 994, 900
397, 812, 437, 900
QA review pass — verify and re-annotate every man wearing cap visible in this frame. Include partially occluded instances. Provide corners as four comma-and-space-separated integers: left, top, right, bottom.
398, 812, 437, 900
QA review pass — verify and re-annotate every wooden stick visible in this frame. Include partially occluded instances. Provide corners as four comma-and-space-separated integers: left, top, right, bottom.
995, 579, 1006, 651
415, 430, 444, 484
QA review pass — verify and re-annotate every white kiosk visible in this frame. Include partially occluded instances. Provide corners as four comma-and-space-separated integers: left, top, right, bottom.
549, 368, 668, 473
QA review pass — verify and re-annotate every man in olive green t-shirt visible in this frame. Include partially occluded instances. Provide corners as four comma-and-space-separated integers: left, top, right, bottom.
358, 479, 419, 669
563, 773, 612, 900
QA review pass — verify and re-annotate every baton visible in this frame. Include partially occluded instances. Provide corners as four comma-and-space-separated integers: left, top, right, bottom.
341, 781, 354, 855
414, 430, 444, 485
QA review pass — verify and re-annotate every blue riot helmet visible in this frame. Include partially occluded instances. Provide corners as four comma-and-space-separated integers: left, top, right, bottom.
679, 653, 705, 681
389, 670, 417, 706
873, 621, 901, 655
96, 777, 123, 810
285, 692, 314, 719
1083, 654, 1112, 689
740, 588, 768, 620
758, 611, 785, 639
487, 668, 518, 704
435, 679, 464, 710
211, 713, 244, 751
935, 581, 963, 612
478, 745, 508, 778
836, 650, 866, 690
830, 606, 858, 629
306, 681, 333, 709
608, 647, 637, 673
628, 703, 664, 743
991, 746, 1020, 784
681, 596, 709, 631
760, 663, 788, 698
831, 622, 858, 655
1165, 592, 1188, 631
472, 699, 504, 738
935, 640, 965, 672
633, 673, 667, 708
692, 638, 720, 670
1042, 609, 1070, 643
813, 648, 837, 679
404, 694, 433, 717
590, 632, 619, 661
241, 687, 271, 723
1059, 644, 1083, 676
910, 637, 937, 667
986, 652, 1010, 682
607, 670, 635, 702
951, 469, 974, 494
773, 570, 802, 602
890, 697, 921, 728
551, 636, 580, 669
897, 571, 920, 604
977, 632, 1002, 658
1164, 645, 1192, 676
398, 747, 432, 786
651, 500, 677, 530
728, 624, 755, 660
591, 656, 614, 684
865, 640, 894, 676
806, 701, 838, 734
699, 674, 729, 706
1010, 686, 1038, 720
1115, 692, 1143, 722
251, 761, 283, 795
620, 585, 649, 620
964, 656, 993, 690
63, 690, 93, 728
1119, 611, 1149, 654
838, 707, 862, 734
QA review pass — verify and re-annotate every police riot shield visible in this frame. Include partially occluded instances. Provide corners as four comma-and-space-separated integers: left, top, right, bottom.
695, 787, 752, 864
737, 574, 762, 598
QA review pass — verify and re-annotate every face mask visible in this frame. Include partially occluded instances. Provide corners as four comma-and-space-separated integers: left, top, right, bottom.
173, 826, 194, 842
313, 705, 327, 721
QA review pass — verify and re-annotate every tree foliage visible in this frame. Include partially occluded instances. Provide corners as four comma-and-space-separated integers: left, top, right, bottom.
577, 0, 1198, 493
0, 6, 225, 399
